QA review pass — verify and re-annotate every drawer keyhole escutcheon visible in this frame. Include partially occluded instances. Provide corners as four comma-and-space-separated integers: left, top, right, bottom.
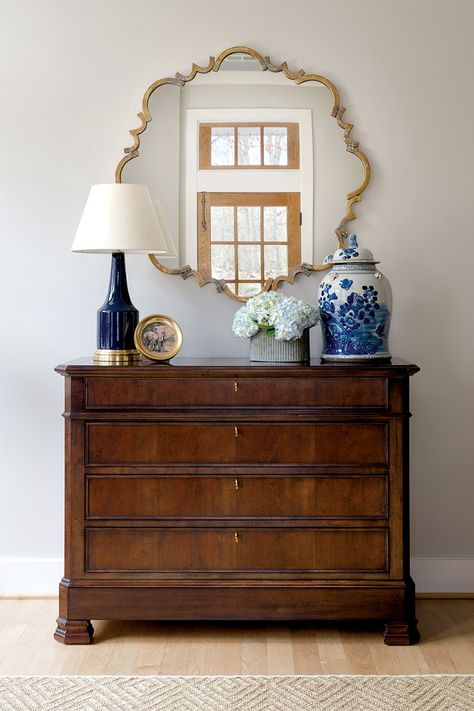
234, 478, 239, 490
234, 531, 239, 543
234, 426, 239, 438
234, 381, 238, 392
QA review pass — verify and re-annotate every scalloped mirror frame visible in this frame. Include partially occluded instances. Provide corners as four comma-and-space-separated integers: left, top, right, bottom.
114, 46, 371, 302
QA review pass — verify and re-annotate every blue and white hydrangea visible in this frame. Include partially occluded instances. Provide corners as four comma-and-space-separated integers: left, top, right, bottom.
233, 292, 319, 341
232, 308, 260, 338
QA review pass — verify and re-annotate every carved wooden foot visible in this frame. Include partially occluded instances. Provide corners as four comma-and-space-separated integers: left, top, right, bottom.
54, 617, 94, 644
383, 619, 420, 645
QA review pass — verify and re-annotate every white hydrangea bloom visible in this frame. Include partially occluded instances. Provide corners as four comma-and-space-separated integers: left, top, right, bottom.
245, 291, 282, 326
232, 308, 260, 338
232, 292, 319, 340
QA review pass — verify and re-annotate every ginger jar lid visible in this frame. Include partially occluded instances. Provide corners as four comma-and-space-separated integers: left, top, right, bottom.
331, 234, 379, 265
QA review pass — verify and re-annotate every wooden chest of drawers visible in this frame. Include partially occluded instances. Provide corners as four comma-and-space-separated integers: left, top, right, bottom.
54, 357, 419, 645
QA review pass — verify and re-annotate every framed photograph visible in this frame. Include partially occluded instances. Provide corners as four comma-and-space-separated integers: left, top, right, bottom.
134, 314, 183, 361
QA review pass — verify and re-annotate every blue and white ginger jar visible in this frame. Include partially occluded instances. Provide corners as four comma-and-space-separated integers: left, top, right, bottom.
318, 235, 392, 360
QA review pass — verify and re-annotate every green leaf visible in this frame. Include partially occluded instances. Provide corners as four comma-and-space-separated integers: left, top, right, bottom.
258, 324, 276, 338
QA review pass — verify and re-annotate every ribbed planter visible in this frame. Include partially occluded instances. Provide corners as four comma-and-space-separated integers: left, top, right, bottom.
249, 329, 310, 363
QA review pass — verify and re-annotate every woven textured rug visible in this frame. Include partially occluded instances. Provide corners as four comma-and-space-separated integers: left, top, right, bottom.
0, 675, 473, 711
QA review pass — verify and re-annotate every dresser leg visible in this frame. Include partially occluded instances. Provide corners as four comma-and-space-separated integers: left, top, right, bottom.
54, 617, 94, 644
383, 619, 420, 645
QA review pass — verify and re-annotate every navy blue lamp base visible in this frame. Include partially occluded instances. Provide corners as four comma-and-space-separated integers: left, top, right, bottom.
94, 252, 140, 364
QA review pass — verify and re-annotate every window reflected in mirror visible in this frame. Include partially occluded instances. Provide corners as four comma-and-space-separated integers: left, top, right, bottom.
197, 120, 301, 296
200, 123, 299, 170
198, 193, 300, 298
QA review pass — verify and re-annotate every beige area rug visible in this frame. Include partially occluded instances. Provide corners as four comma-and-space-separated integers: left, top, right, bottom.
0, 675, 473, 711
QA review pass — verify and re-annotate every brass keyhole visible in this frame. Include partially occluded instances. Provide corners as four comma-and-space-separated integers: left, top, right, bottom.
234, 531, 239, 543
234, 478, 239, 490
234, 426, 239, 438
234, 381, 238, 392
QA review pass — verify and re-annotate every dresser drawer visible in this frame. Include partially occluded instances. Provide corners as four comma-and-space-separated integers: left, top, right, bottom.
85, 377, 388, 409
86, 527, 388, 573
86, 423, 387, 466
86, 475, 387, 520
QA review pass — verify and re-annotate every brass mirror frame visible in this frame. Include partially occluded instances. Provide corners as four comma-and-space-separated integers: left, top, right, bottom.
114, 46, 371, 302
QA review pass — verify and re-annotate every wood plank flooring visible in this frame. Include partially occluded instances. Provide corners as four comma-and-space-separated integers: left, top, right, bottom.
0, 599, 473, 676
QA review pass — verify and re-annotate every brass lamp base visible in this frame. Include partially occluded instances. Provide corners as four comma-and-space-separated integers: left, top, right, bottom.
94, 349, 140, 365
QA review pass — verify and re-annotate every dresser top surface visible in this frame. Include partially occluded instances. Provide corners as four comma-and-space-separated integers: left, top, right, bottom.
56, 357, 419, 377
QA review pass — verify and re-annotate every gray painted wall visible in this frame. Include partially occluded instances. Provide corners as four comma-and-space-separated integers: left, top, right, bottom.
1, 0, 473, 591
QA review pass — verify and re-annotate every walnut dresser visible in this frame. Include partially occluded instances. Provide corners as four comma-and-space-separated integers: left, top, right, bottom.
54, 357, 419, 645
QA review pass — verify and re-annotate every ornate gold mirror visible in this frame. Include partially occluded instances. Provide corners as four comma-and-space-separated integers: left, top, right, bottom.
116, 46, 370, 301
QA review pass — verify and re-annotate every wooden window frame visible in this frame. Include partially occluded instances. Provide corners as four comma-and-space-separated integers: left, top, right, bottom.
199, 123, 300, 170
198, 192, 301, 296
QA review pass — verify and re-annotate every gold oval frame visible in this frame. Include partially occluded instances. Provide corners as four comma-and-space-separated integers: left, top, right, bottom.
115, 46, 371, 302
134, 314, 183, 361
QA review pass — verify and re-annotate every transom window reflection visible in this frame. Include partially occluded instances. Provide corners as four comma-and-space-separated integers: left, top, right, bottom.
198, 193, 301, 297
199, 123, 300, 169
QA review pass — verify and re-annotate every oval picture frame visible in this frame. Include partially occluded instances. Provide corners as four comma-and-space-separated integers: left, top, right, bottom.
134, 314, 183, 361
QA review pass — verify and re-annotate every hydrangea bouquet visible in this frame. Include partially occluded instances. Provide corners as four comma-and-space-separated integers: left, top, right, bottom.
232, 292, 319, 341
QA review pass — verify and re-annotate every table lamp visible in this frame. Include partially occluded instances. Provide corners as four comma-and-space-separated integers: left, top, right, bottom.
71, 183, 168, 364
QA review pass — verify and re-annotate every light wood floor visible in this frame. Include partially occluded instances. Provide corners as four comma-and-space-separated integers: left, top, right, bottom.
0, 599, 473, 676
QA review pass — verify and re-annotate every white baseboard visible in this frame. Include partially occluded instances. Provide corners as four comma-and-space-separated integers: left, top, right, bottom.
411, 557, 474, 594
0, 559, 63, 595
0, 557, 473, 596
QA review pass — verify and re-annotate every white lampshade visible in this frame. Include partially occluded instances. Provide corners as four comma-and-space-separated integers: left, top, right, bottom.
71, 183, 168, 254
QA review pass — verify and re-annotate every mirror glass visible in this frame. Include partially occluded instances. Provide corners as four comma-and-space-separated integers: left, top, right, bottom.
121, 50, 367, 300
